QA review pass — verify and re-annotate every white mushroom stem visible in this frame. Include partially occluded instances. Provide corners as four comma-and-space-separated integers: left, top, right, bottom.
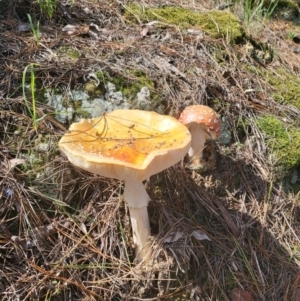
124, 181, 151, 262
187, 124, 211, 165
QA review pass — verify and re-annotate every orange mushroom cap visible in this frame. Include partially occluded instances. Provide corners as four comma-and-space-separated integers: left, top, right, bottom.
59, 109, 191, 182
178, 105, 221, 139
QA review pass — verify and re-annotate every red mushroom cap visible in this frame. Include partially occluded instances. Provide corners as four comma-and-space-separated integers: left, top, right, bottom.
178, 105, 221, 139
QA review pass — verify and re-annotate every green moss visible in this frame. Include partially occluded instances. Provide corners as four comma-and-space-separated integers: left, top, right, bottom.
291, 245, 300, 261
96, 69, 160, 106
116, 71, 155, 99
276, 0, 299, 10
73, 100, 82, 110
247, 65, 300, 111
211, 45, 230, 64
56, 46, 80, 60
269, 0, 300, 20
125, 5, 244, 43
224, 271, 237, 290
265, 68, 300, 111
72, 100, 91, 119
256, 115, 300, 174
84, 82, 104, 97
263, 0, 299, 10
75, 109, 91, 119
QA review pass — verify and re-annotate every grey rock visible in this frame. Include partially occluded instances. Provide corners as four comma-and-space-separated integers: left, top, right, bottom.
46, 92, 71, 124
136, 87, 151, 110
218, 117, 232, 145
69, 90, 89, 101
290, 170, 298, 184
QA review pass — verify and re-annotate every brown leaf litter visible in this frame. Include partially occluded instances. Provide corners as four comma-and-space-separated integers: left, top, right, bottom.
0, 0, 300, 300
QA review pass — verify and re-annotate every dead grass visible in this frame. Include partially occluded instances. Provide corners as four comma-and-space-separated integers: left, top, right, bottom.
0, 0, 300, 300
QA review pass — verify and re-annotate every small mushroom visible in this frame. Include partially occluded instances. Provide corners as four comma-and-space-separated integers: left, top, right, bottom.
178, 105, 221, 168
59, 109, 191, 262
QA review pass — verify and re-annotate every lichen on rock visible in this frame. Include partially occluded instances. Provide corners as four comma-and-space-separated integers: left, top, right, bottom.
45, 82, 132, 122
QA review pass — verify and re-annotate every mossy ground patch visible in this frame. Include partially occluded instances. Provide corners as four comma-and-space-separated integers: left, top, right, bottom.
125, 4, 245, 43
256, 114, 300, 174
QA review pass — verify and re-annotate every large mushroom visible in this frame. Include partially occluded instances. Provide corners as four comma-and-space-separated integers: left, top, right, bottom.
178, 105, 221, 168
59, 109, 191, 262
